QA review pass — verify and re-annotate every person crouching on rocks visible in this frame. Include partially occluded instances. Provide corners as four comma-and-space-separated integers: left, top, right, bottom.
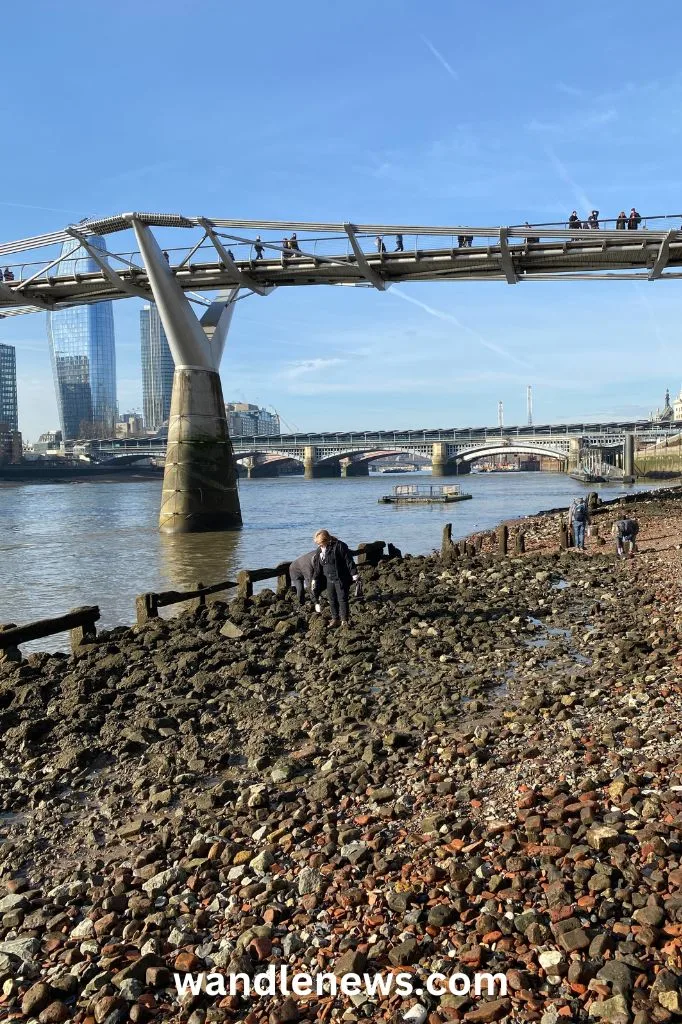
311, 529, 359, 628
289, 549, 317, 608
612, 517, 639, 558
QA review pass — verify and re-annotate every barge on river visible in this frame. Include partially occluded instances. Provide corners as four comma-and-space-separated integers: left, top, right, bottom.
379, 483, 472, 505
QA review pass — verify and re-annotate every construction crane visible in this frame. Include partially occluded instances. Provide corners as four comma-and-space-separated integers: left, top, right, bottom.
269, 407, 300, 434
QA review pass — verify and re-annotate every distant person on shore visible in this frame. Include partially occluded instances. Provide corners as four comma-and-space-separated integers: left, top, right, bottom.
569, 495, 589, 550
628, 208, 642, 230
311, 529, 360, 628
254, 236, 264, 260
612, 517, 639, 557
616, 211, 627, 229
289, 550, 317, 607
395, 234, 404, 252
588, 210, 600, 229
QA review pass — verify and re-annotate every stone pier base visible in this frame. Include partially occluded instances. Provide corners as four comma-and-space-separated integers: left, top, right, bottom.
341, 460, 369, 477
160, 367, 242, 533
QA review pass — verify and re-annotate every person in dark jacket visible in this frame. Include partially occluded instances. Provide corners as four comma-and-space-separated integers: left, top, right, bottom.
616, 211, 627, 229
289, 550, 317, 607
311, 529, 359, 627
628, 208, 642, 230
587, 210, 600, 229
568, 211, 581, 232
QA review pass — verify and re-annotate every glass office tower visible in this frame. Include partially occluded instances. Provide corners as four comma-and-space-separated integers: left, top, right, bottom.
47, 236, 117, 439
140, 304, 174, 431
0, 343, 18, 430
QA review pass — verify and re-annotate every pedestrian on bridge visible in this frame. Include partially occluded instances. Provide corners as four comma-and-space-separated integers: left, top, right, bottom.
588, 210, 600, 229
311, 529, 360, 628
289, 232, 301, 256
395, 234, 404, 252
254, 236, 264, 259
289, 550, 317, 607
616, 211, 627, 229
628, 208, 642, 230
568, 211, 581, 233
375, 235, 386, 254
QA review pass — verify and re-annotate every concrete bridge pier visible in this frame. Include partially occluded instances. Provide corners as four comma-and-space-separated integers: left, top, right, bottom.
303, 447, 341, 479
132, 218, 241, 532
431, 442, 458, 477
340, 458, 369, 477
244, 456, 280, 479
623, 432, 635, 481
568, 437, 581, 473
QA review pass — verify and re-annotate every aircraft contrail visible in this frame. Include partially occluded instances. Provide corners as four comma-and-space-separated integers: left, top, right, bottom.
421, 35, 458, 81
391, 285, 533, 369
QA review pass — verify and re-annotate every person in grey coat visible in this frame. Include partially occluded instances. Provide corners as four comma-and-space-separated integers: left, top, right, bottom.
289, 550, 317, 606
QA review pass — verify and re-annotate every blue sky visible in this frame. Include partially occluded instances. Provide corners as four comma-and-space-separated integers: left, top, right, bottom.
3, 0, 682, 439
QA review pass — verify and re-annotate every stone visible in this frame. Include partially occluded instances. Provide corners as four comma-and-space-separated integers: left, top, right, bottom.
220, 620, 244, 638
587, 826, 621, 852
297, 867, 324, 895
588, 994, 630, 1022
0, 936, 40, 962
463, 1000, 511, 1022
21, 982, 53, 1016
38, 1002, 71, 1024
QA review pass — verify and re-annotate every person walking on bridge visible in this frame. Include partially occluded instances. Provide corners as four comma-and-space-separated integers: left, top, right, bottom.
616, 211, 627, 229
395, 234, 404, 252
254, 236, 264, 260
289, 550, 317, 607
311, 529, 360, 628
628, 208, 642, 230
375, 235, 386, 254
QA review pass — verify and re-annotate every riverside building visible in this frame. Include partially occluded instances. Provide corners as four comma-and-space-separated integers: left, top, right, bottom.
140, 304, 174, 431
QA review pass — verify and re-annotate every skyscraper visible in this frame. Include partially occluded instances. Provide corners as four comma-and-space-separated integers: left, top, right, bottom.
0, 343, 18, 431
47, 235, 117, 439
140, 304, 174, 431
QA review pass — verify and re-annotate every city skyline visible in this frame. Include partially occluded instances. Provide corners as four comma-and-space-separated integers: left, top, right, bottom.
4, 1, 682, 439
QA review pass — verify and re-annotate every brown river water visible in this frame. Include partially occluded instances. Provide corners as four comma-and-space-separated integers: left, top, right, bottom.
0, 471, 665, 650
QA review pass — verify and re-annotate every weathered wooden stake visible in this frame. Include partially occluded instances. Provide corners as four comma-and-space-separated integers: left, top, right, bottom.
497, 524, 509, 555
514, 530, 526, 555
237, 570, 254, 600
559, 521, 569, 549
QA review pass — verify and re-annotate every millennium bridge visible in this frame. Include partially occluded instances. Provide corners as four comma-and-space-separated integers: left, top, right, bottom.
4, 211, 682, 530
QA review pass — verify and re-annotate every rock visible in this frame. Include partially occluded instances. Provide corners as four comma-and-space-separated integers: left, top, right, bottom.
21, 982, 53, 1016
297, 867, 324, 895
587, 826, 621, 852
220, 620, 244, 638
403, 1004, 428, 1023
463, 999, 511, 1022
334, 949, 368, 977
588, 994, 630, 1022
141, 866, 187, 897
0, 936, 40, 962
38, 1002, 71, 1023
250, 850, 275, 874
388, 938, 417, 966
0, 892, 28, 912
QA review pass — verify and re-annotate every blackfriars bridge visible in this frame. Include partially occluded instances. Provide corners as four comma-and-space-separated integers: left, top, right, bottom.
80, 421, 675, 480
4, 211, 682, 531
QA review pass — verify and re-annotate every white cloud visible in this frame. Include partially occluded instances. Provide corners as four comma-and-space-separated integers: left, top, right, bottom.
420, 36, 458, 81
280, 357, 346, 380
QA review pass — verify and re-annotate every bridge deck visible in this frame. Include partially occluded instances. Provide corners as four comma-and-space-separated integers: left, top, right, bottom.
2, 216, 682, 317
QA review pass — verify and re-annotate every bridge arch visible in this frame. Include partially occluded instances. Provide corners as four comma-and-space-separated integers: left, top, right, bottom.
458, 443, 568, 465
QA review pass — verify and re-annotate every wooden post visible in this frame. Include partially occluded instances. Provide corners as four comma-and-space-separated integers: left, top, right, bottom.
276, 564, 291, 595
559, 520, 569, 549
237, 570, 254, 600
514, 530, 526, 555
136, 593, 159, 626
497, 524, 508, 556
474, 535, 483, 553
70, 613, 98, 651
191, 581, 206, 613
0, 624, 20, 664
441, 523, 453, 558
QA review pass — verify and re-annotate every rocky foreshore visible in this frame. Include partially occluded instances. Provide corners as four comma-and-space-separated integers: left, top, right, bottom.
3, 490, 682, 1023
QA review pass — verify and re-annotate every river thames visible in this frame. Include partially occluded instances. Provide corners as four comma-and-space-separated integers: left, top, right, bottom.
0, 471, 665, 649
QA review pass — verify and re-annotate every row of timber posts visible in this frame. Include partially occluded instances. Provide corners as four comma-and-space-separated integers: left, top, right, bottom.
0, 539, 394, 659
441, 523, 525, 563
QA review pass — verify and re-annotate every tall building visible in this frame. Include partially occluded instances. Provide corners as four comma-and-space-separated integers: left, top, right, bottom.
140, 304, 174, 431
47, 234, 117, 439
0, 343, 18, 431
225, 402, 280, 436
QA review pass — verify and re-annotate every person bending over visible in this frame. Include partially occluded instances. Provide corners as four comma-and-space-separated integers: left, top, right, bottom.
289, 549, 317, 607
311, 529, 359, 628
612, 518, 639, 558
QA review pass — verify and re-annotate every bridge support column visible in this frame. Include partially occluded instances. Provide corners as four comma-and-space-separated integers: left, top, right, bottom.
567, 438, 581, 473
303, 446, 341, 478
340, 458, 369, 477
132, 219, 241, 533
244, 456, 280, 479
623, 432, 635, 481
431, 442, 458, 477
